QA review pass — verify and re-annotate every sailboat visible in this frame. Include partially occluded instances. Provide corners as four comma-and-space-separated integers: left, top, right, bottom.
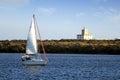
21, 14, 48, 66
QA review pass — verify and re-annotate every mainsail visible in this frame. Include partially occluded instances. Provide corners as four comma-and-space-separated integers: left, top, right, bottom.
26, 15, 37, 55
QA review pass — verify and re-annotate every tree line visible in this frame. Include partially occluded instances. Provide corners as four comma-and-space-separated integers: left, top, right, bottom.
0, 39, 120, 54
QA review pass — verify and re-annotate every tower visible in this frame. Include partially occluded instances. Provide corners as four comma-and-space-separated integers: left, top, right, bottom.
77, 27, 93, 40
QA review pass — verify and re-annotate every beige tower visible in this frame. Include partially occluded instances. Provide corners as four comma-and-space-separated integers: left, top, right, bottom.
82, 27, 89, 35
77, 27, 93, 40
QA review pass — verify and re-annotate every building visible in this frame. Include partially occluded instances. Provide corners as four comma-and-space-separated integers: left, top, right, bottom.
77, 27, 93, 40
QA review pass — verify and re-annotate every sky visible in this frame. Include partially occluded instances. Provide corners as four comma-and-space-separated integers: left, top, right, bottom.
0, 0, 120, 40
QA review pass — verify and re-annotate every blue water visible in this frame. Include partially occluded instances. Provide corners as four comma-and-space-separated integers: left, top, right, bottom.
0, 53, 120, 80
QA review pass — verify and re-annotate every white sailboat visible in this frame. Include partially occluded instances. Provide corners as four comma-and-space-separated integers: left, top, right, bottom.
21, 14, 48, 66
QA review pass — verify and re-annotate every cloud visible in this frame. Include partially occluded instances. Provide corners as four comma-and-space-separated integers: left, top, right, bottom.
94, 8, 120, 23
0, 0, 30, 7
94, 0, 111, 2
76, 7, 120, 24
38, 8, 56, 16
107, 12, 120, 23
76, 12, 86, 17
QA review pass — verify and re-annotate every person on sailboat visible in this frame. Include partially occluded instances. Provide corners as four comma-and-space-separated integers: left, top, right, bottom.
21, 55, 31, 61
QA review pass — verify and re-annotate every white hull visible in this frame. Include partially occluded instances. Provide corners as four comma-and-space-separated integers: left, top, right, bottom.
22, 59, 47, 66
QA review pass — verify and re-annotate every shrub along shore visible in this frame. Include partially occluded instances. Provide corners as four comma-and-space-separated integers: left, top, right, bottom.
0, 39, 120, 54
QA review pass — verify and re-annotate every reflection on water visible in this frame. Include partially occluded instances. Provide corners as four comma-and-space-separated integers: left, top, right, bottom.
24, 65, 44, 73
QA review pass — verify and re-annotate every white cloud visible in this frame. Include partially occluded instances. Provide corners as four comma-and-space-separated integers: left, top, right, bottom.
0, 0, 30, 7
94, 0, 111, 2
76, 12, 86, 17
94, 8, 120, 23
107, 13, 120, 23
38, 8, 56, 16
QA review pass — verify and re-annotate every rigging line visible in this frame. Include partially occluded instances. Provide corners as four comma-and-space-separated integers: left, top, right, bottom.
34, 15, 48, 61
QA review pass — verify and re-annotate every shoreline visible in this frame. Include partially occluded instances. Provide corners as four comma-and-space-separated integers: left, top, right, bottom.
0, 53, 120, 56
0, 39, 120, 54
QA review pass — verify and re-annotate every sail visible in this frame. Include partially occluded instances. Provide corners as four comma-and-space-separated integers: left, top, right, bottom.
26, 15, 38, 55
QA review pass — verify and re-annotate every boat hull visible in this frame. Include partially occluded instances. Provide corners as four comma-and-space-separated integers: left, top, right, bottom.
22, 59, 47, 66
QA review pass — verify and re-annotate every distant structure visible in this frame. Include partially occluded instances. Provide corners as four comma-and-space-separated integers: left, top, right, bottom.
77, 27, 93, 40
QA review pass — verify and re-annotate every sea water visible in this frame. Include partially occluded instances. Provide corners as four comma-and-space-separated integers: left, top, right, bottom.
0, 53, 120, 80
